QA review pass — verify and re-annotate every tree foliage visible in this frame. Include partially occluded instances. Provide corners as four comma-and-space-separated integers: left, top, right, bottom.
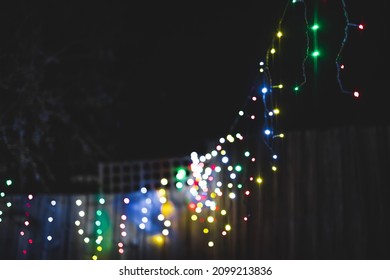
0, 2, 128, 193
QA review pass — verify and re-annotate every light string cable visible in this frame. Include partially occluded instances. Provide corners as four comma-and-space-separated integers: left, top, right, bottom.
261, 0, 290, 154
227, 0, 308, 166
293, 0, 310, 93
336, 0, 363, 97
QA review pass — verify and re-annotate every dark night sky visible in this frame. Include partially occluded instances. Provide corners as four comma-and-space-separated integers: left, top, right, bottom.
1, 0, 389, 164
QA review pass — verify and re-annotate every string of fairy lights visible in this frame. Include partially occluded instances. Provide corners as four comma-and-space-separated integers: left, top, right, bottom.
185, 137, 260, 249
182, 0, 364, 249
336, 0, 364, 97
0, 179, 13, 224
19, 193, 34, 257
45, 198, 57, 244
72, 185, 174, 259
0, 184, 176, 259
0, 0, 364, 258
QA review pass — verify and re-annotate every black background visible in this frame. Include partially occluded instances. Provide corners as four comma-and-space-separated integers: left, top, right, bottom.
0, 0, 388, 191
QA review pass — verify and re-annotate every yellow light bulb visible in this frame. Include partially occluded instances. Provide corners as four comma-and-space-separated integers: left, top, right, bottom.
161, 201, 175, 217
149, 234, 165, 247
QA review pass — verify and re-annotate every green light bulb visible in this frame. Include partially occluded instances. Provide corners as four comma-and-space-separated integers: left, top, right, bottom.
311, 24, 319, 31
175, 168, 187, 180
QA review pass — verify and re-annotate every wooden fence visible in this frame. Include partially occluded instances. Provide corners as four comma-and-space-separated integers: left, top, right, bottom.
0, 125, 389, 259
